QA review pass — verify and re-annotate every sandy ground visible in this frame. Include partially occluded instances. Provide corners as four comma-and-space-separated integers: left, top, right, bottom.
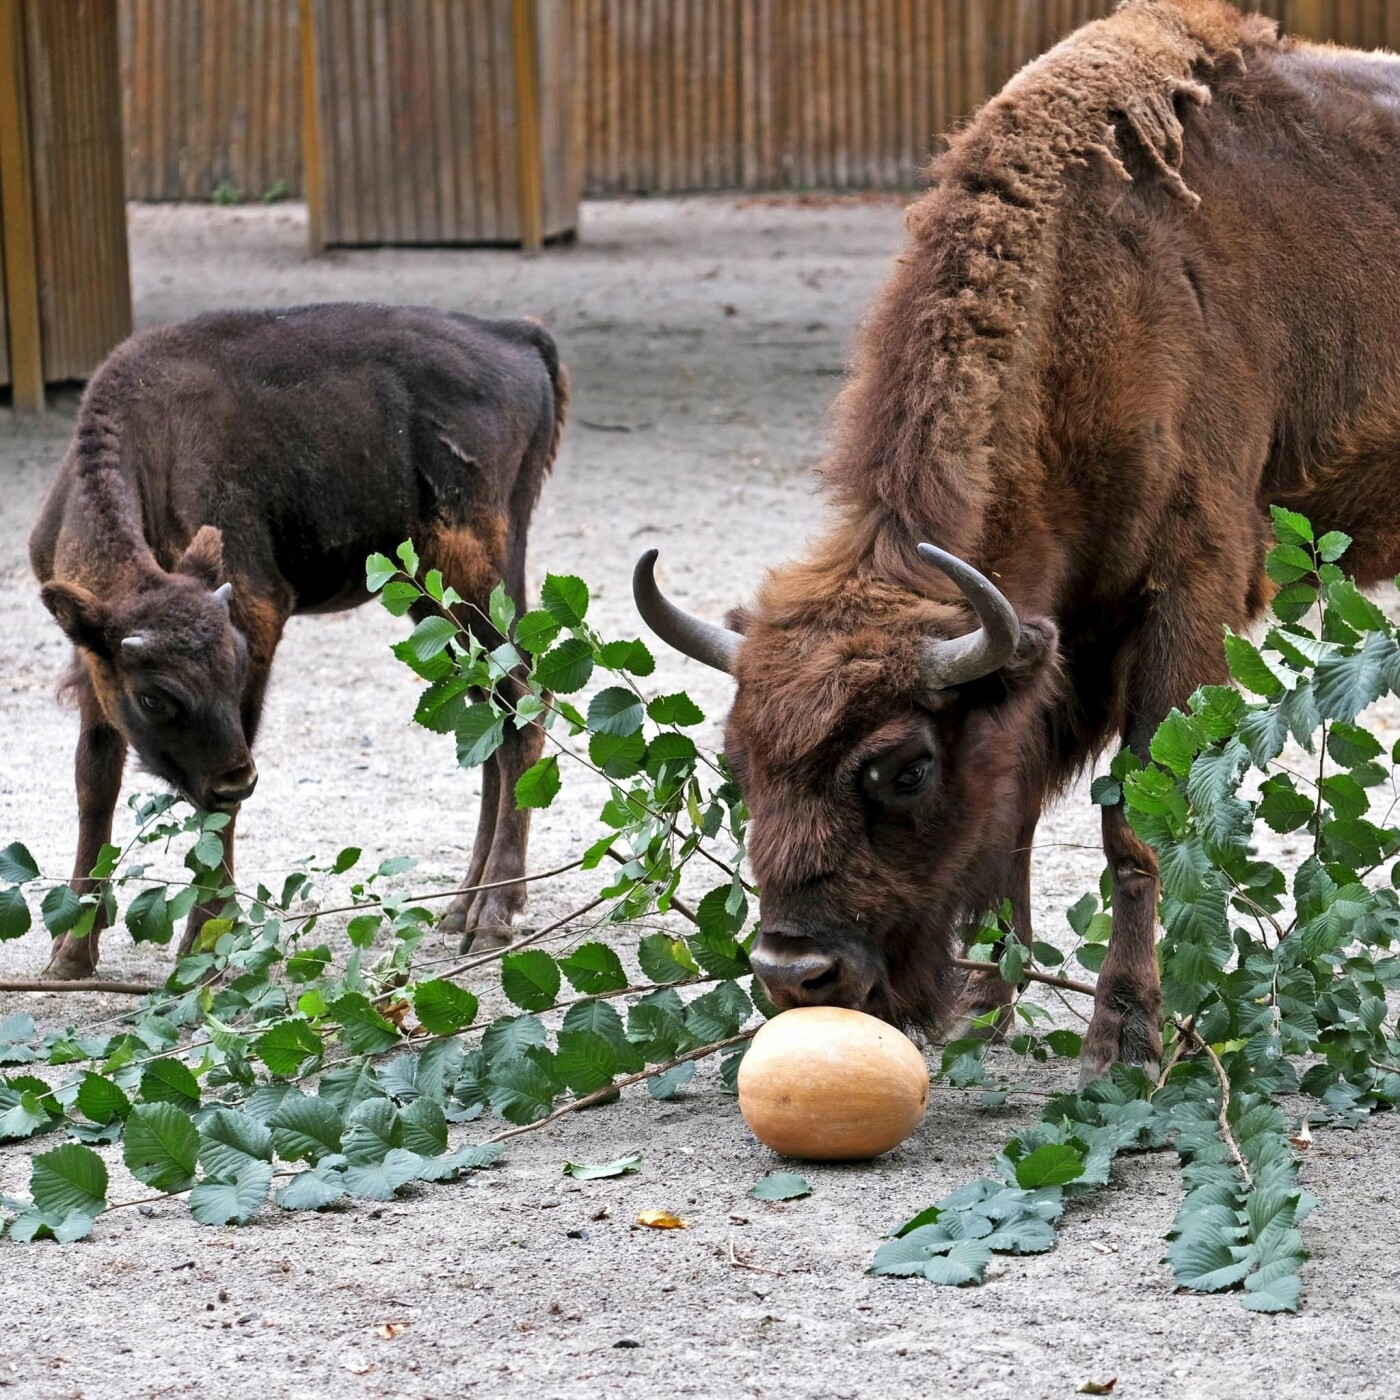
2, 198, 1400, 1399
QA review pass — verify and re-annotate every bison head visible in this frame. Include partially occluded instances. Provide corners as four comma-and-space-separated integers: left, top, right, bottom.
41, 525, 258, 812
635, 543, 1058, 1034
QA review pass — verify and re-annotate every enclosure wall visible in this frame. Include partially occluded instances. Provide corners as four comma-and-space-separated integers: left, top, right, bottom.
120, 0, 1400, 201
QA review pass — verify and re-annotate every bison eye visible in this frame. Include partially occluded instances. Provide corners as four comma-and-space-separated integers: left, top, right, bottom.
893, 761, 930, 795
137, 692, 172, 718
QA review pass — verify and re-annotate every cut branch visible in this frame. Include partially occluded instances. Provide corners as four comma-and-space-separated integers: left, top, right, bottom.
952, 956, 1096, 999
0, 978, 158, 995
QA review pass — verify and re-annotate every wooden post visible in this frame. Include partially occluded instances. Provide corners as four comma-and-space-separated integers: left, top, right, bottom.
0, 0, 43, 413
1292, 1, 1325, 40
512, 0, 545, 253
300, 0, 325, 254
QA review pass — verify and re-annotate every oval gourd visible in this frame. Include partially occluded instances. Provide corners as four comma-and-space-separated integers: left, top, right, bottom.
737, 1007, 929, 1161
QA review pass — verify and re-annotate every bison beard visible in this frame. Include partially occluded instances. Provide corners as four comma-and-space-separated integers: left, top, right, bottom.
635, 0, 1400, 1080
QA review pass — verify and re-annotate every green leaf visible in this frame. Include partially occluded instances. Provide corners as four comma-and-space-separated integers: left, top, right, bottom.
558, 942, 629, 995
396, 539, 419, 577
379, 580, 420, 617
276, 1161, 348, 1211
414, 677, 470, 734
455, 703, 506, 768
123, 1103, 199, 1193
500, 950, 562, 1012
31, 1143, 107, 1219
400, 1097, 449, 1157
1089, 775, 1121, 806
487, 1056, 560, 1125
253, 1020, 323, 1077
481, 1013, 547, 1062
0, 887, 31, 940
1013, 1143, 1085, 1189
366, 553, 397, 591
268, 1093, 344, 1164
488, 580, 517, 634
343, 1098, 403, 1164
76, 1072, 131, 1125
1269, 505, 1313, 547
596, 639, 655, 676
514, 756, 562, 809
637, 933, 693, 984
139, 1060, 202, 1113
554, 1029, 620, 1095
1317, 530, 1352, 563
329, 993, 403, 1055
923, 1237, 995, 1286
647, 1062, 696, 1100
413, 979, 479, 1035
198, 1109, 273, 1179
414, 1142, 503, 1181
1224, 635, 1284, 698
342, 1148, 426, 1201
0, 841, 40, 883
40, 884, 83, 936
647, 693, 706, 726
189, 1161, 274, 1225
125, 887, 174, 945
514, 608, 562, 655
1265, 542, 1315, 585
0, 1084, 53, 1141
1271, 582, 1317, 625
563, 1153, 642, 1181
318, 1062, 387, 1115
541, 574, 590, 629
402, 616, 458, 665
589, 730, 646, 779
587, 687, 646, 737
749, 1172, 812, 1201
534, 638, 594, 694
1150, 710, 1201, 778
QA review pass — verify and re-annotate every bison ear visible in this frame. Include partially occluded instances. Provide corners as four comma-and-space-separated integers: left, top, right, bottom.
41, 581, 113, 657
723, 605, 754, 635
176, 525, 225, 588
997, 618, 1058, 694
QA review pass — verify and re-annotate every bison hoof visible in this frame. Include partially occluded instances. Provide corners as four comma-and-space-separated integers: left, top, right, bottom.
1079, 1002, 1162, 1086
957, 967, 1015, 1041
459, 922, 529, 956
42, 941, 98, 981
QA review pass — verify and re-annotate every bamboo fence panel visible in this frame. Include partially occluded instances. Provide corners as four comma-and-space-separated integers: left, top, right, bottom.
118, 1, 1400, 204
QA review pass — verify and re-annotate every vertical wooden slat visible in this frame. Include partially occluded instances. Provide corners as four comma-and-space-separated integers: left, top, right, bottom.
512, 0, 545, 252
0, 0, 42, 409
300, 0, 323, 251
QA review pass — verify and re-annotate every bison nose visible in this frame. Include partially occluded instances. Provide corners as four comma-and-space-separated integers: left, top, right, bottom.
750, 938, 846, 1010
208, 763, 258, 808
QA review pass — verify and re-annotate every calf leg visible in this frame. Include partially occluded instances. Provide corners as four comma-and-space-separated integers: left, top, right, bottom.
178, 809, 239, 957
457, 675, 546, 953
44, 673, 126, 978
440, 749, 499, 938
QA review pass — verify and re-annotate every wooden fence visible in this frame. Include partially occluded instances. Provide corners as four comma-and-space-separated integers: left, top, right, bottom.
120, 0, 1400, 202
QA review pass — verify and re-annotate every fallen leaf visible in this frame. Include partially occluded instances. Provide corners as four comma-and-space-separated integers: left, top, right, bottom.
1077, 1381, 1117, 1396
748, 1172, 811, 1202
1291, 1119, 1313, 1151
373, 1322, 409, 1339
340, 1355, 373, 1375
564, 1153, 642, 1181
636, 1210, 686, 1230
381, 999, 412, 1030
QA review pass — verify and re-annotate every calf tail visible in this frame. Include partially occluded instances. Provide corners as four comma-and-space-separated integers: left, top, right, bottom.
524, 320, 569, 476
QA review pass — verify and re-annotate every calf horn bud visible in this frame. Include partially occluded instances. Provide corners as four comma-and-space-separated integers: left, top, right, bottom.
212, 582, 232, 604
632, 550, 742, 674
916, 543, 1020, 689
120, 635, 147, 652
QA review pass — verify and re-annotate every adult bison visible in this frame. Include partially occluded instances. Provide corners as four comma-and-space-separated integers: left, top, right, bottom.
31, 303, 565, 978
636, 0, 1400, 1080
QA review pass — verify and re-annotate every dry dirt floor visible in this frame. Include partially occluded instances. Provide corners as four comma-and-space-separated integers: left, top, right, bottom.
2, 198, 1399, 1400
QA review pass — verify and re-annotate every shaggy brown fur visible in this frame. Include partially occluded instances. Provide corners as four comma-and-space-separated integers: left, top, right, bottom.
30, 304, 566, 977
704, 0, 1400, 1077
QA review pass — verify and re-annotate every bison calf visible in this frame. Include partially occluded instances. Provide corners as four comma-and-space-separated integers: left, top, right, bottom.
29, 303, 566, 977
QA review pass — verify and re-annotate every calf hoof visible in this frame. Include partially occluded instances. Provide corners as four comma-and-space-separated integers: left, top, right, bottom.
1079, 1000, 1162, 1087
459, 921, 528, 956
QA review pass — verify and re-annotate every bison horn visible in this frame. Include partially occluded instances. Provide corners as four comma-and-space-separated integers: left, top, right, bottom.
916, 543, 1021, 689
212, 582, 232, 605
632, 550, 742, 675
120, 634, 147, 652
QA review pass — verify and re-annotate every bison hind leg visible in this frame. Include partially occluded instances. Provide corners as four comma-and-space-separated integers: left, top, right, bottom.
956, 966, 1019, 1042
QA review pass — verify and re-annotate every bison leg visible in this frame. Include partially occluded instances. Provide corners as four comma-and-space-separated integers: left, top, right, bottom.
178, 808, 239, 958
455, 675, 546, 954
960, 799, 1042, 1038
1080, 803, 1164, 1084
44, 676, 127, 979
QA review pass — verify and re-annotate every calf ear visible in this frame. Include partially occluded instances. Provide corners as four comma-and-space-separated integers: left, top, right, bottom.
177, 525, 225, 588
960, 618, 1059, 709
41, 582, 113, 656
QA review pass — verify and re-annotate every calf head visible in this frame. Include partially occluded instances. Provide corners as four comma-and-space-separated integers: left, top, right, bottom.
635, 543, 1058, 1034
41, 526, 258, 811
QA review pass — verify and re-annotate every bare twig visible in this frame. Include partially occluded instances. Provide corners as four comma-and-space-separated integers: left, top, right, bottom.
486, 1031, 753, 1143
1154, 1017, 1195, 1091
605, 847, 698, 925
728, 1234, 784, 1275
952, 956, 1096, 1000
1178, 1020, 1251, 1187
0, 978, 159, 995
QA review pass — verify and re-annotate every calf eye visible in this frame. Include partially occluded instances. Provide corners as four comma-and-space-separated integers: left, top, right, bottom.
137, 692, 171, 718
893, 761, 930, 795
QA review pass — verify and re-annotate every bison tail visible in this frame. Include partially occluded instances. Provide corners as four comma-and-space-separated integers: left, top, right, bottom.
522, 320, 569, 476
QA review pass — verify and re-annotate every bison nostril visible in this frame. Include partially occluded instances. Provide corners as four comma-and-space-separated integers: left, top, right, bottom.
208, 766, 258, 807
801, 960, 842, 994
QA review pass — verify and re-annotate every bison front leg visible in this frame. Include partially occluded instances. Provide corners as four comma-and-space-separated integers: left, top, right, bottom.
178, 808, 239, 958
1080, 803, 1163, 1084
44, 682, 127, 979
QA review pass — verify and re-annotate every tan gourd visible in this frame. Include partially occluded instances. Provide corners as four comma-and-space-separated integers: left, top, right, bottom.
737, 1007, 929, 1160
